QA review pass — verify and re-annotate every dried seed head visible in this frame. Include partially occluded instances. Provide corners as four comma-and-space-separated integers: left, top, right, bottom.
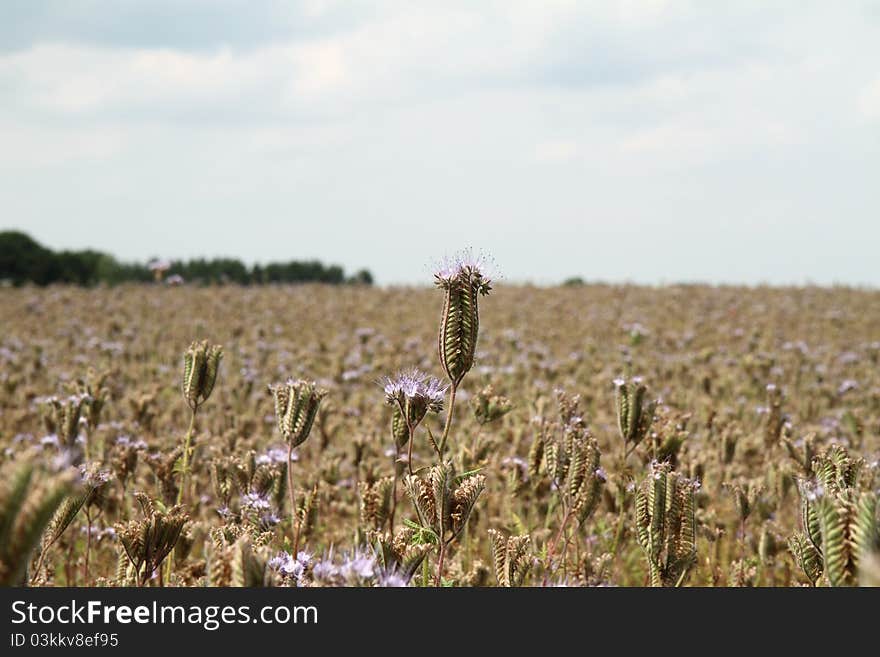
181, 340, 223, 409
635, 462, 697, 587
269, 379, 327, 447
435, 250, 493, 387
489, 529, 533, 587
116, 493, 188, 584
470, 385, 513, 425
614, 376, 657, 449
42, 393, 91, 450
404, 462, 484, 539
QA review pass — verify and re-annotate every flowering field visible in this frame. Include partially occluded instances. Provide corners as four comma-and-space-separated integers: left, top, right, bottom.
1, 270, 879, 586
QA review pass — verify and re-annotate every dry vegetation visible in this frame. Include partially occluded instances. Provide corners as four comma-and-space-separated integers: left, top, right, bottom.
1, 276, 878, 587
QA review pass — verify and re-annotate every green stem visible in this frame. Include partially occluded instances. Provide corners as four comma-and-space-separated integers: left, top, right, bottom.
610, 488, 628, 554
547, 507, 573, 564
176, 406, 198, 507
166, 406, 197, 584
389, 444, 400, 533
83, 508, 92, 584
406, 427, 416, 477
436, 539, 447, 587
288, 441, 301, 555
438, 384, 458, 458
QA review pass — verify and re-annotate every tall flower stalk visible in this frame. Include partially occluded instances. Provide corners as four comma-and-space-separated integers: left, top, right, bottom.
177, 340, 222, 507
434, 250, 492, 457
393, 250, 494, 586
164, 340, 220, 583
270, 379, 327, 555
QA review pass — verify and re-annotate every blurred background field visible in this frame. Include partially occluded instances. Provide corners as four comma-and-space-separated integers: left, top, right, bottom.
1, 282, 878, 586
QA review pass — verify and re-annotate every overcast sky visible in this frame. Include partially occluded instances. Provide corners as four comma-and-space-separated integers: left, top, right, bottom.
1, 1, 878, 285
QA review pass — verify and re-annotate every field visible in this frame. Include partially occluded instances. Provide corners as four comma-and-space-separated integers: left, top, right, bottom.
1, 278, 879, 587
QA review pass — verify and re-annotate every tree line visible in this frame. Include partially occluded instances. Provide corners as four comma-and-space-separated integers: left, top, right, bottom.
0, 231, 373, 287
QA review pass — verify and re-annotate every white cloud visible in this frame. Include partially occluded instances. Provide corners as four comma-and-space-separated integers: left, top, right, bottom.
1, 2, 879, 284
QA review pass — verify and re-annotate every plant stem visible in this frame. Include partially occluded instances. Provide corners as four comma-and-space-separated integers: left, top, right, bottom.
438, 384, 458, 458
32, 547, 49, 585
83, 508, 92, 583
610, 487, 628, 554
436, 540, 447, 587
288, 441, 301, 555
165, 405, 197, 584
547, 508, 573, 562
405, 416, 416, 476
389, 444, 400, 532
175, 406, 198, 507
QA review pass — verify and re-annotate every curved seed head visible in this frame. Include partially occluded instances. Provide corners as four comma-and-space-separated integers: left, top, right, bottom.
434, 250, 493, 387
270, 379, 327, 448
182, 340, 223, 409
614, 376, 656, 448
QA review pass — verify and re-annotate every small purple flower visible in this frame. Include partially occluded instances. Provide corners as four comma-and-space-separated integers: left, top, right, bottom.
79, 464, 112, 487
380, 369, 446, 413
311, 559, 339, 582
434, 248, 494, 284
269, 552, 305, 580
376, 570, 410, 587
256, 447, 289, 465
339, 549, 376, 581
241, 492, 271, 511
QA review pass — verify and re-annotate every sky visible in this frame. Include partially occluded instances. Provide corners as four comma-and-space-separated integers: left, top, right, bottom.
1, 1, 878, 286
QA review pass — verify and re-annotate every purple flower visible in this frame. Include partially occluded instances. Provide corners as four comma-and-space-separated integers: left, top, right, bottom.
380, 369, 446, 412
434, 248, 494, 284
256, 447, 289, 465
339, 549, 376, 581
269, 552, 305, 580
79, 464, 111, 487
311, 559, 339, 582
241, 492, 271, 511
376, 570, 410, 587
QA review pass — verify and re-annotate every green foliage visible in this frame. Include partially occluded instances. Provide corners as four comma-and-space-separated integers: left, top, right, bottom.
0, 230, 371, 287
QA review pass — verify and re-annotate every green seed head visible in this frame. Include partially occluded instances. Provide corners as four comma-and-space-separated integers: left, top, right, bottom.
614, 376, 657, 449
270, 379, 327, 448
435, 251, 492, 387
391, 405, 412, 448
635, 462, 698, 587
182, 340, 223, 410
